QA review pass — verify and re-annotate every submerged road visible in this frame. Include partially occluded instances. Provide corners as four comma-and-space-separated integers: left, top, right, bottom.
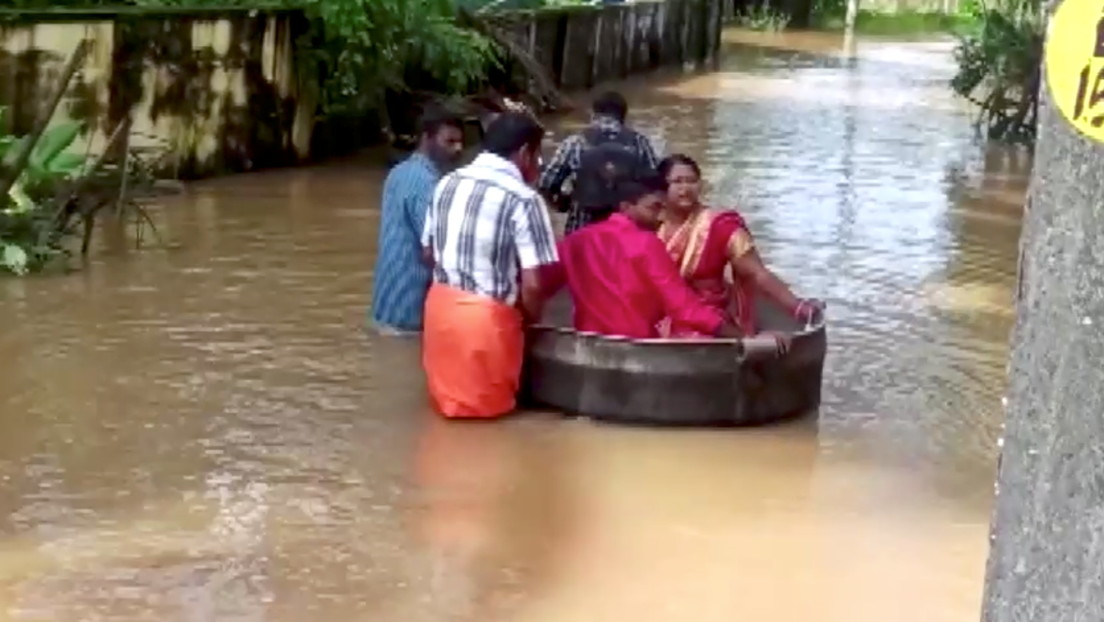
0, 29, 1025, 622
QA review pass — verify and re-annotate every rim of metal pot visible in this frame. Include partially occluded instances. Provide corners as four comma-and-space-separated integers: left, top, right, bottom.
528, 314, 827, 347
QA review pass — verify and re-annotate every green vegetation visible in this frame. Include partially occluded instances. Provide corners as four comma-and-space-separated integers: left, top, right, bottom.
460, 0, 594, 10
855, 10, 971, 34
734, 1, 791, 31
0, 0, 114, 6
950, 0, 1042, 143
0, 120, 82, 274
820, 9, 972, 34
0, 119, 166, 275
0, 44, 170, 275
808, 0, 974, 35
299, 0, 498, 117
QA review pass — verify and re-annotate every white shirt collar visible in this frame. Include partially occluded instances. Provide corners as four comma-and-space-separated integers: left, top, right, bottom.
471, 152, 523, 181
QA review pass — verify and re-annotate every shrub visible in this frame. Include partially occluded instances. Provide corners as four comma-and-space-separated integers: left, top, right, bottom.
951, 0, 1043, 143
735, 0, 792, 31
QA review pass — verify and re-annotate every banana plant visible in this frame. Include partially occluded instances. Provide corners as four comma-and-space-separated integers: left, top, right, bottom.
0, 242, 27, 275
0, 107, 88, 275
0, 111, 86, 215
0, 41, 95, 276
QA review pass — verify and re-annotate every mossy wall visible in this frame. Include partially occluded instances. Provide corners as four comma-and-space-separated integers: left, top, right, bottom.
513, 0, 722, 91
0, 8, 315, 178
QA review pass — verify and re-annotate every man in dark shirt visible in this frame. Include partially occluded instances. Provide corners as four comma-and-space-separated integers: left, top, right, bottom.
539, 91, 660, 234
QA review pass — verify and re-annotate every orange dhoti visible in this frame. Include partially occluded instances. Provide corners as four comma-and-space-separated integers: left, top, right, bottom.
422, 283, 524, 418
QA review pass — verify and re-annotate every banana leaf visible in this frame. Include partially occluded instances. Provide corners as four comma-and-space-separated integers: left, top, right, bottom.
31, 122, 81, 170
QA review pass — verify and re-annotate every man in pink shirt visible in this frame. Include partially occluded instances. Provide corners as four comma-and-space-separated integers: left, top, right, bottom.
542, 172, 741, 340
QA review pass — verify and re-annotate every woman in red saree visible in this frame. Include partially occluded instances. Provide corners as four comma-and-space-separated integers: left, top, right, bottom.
656, 154, 822, 341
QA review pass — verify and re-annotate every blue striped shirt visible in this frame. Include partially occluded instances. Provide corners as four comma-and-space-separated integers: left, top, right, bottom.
370, 152, 440, 332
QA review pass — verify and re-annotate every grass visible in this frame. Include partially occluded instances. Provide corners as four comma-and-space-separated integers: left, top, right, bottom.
734, 1, 791, 31
813, 9, 976, 35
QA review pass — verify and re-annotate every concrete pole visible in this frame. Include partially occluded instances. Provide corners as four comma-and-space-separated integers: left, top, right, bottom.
843, 0, 859, 50
980, 1, 1104, 620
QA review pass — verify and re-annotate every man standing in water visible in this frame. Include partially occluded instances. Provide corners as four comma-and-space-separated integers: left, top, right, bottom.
539, 91, 660, 234
370, 106, 465, 336
421, 112, 559, 418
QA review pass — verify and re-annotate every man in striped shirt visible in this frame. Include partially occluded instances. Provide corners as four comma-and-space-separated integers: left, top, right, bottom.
370, 107, 465, 336
421, 112, 559, 419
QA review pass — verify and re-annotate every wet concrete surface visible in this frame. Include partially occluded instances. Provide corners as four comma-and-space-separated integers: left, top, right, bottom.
0, 29, 1026, 621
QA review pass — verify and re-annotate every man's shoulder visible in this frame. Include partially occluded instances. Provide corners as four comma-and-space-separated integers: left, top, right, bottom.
580, 125, 650, 155
506, 182, 543, 204
388, 154, 437, 184
625, 126, 655, 145
459, 165, 542, 203
564, 220, 659, 264
437, 168, 460, 185
561, 224, 591, 244
612, 221, 667, 257
560, 132, 587, 147
558, 226, 597, 262
433, 169, 468, 194
566, 219, 620, 245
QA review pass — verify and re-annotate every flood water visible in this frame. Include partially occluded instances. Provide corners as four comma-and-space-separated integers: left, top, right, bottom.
0, 29, 1029, 621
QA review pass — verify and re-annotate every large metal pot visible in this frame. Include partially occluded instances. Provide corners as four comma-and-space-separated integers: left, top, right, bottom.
521, 293, 827, 426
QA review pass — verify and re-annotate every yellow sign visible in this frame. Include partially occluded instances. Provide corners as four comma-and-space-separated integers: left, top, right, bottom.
1046, 0, 1104, 141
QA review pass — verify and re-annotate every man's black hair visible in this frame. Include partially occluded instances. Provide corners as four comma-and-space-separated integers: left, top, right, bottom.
419, 104, 464, 137
482, 112, 545, 158
592, 91, 629, 122
616, 170, 666, 205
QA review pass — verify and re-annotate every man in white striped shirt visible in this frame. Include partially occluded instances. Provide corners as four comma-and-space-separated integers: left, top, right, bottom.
420, 112, 559, 419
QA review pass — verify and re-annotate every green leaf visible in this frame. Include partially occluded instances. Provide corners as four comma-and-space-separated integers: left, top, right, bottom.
45, 152, 86, 176
2, 136, 28, 167
0, 135, 15, 161
31, 122, 81, 169
2, 243, 28, 275
7, 179, 36, 213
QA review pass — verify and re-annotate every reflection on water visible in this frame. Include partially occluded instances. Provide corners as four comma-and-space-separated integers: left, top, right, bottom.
0, 29, 1025, 621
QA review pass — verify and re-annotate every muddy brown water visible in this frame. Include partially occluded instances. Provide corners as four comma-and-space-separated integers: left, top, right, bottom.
0, 29, 1027, 621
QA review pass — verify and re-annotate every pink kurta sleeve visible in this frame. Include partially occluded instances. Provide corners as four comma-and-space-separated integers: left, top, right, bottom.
638, 236, 725, 336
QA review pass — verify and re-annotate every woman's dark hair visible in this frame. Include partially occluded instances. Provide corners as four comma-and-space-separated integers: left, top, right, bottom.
658, 153, 703, 180
482, 112, 545, 158
592, 91, 629, 122
419, 104, 464, 137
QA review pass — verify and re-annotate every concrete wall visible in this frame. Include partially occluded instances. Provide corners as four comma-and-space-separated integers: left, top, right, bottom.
0, 8, 316, 178
515, 0, 723, 91
0, 1, 723, 178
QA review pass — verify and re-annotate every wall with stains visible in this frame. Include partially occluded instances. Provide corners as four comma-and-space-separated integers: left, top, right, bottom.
0, 8, 314, 178
0, 1, 722, 179
511, 0, 723, 91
